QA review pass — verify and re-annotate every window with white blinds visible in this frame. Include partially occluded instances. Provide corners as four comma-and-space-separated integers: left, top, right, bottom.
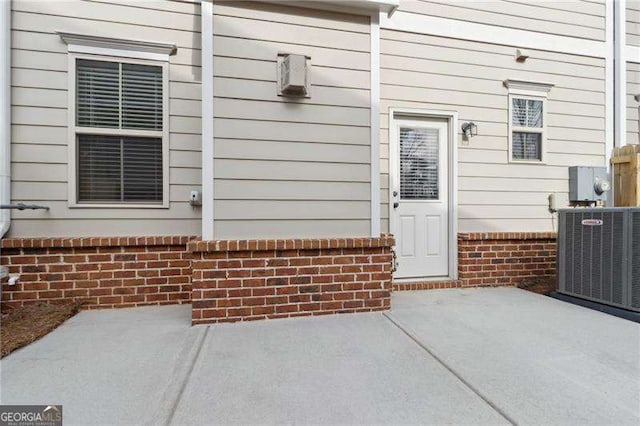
510, 97, 544, 161
74, 58, 165, 204
77, 60, 163, 130
400, 127, 440, 200
78, 135, 163, 202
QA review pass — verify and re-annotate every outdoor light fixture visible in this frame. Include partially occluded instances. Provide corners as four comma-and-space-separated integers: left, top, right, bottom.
461, 122, 477, 138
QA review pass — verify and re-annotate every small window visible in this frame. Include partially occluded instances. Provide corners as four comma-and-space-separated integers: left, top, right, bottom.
511, 98, 544, 161
73, 58, 165, 204
399, 127, 440, 200
504, 79, 553, 163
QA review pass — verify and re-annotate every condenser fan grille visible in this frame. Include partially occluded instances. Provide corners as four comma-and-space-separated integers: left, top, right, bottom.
558, 208, 637, 312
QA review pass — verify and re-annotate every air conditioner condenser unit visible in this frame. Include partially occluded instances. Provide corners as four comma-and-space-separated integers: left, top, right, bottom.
557, 208, 639, 312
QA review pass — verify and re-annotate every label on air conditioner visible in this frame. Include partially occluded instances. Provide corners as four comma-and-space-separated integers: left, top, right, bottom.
582, 219, 603, 226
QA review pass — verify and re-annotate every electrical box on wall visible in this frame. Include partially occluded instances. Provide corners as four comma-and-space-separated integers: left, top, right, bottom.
568, 166, 611, 204
277, 53, 310, 98
189, 190, 202, 206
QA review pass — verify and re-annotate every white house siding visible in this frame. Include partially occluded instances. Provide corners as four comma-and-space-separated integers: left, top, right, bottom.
9, 0, 202, 237
628, 61, 640, 144
211, 2, 371, 239
379, 30, 606, 233
401, 0, 606, 41
627, 0, 640, 47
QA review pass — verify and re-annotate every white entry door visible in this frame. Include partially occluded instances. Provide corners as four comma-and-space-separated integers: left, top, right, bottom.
390, 117, 449, 279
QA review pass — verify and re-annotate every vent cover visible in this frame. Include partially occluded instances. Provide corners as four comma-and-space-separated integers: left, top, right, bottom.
277, 54, 310, 98
558, 208, 638, 312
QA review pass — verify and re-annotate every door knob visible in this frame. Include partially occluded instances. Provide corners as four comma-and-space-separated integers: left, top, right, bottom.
393, 202, 399, 209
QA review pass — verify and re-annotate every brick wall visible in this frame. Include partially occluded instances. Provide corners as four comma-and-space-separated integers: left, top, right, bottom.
1, 232, 555, 316
394, 233, 557, 290
458, 232, 557, 287
1, 237, 194, 310
189, 236, 395, 325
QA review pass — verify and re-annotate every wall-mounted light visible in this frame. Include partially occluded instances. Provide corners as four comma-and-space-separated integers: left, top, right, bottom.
461, 122, 478, 138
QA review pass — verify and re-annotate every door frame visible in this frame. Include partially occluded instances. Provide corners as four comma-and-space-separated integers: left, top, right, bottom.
388, 108, 458, 281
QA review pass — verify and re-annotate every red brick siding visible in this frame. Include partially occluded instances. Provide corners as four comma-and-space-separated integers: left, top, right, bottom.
2, 232, 556, 315
457, 232, 557, 287
393, 233, 557, 290
1, 236, 194, 310
190, 236, 395, 325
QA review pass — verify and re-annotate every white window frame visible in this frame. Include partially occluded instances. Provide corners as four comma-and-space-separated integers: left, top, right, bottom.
67, 52, 170, 208
504, 79, 554, 165
59, 33, 175, 208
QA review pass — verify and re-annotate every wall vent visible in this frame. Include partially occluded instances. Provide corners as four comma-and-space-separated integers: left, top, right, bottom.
277, 54, 310, 98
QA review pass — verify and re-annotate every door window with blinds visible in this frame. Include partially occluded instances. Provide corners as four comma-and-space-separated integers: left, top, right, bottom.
399, 127, 440, 200
73, 58, 166, 205
510, 96, 545, 162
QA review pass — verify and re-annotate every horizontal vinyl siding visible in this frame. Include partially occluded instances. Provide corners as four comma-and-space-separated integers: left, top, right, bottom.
628, 62, 640, 144
212, 2, 371, 239
400, 0, 606, 41
380, 30, 606, 233
627, 0, 640, 47
9, 0, 202, 238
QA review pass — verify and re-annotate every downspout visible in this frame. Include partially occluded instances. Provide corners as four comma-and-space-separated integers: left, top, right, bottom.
201, 0, 214, 240
1, 0, 11, 238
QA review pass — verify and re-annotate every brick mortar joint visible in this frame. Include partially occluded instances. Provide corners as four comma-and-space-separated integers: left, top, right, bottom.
188, 235, 396, 253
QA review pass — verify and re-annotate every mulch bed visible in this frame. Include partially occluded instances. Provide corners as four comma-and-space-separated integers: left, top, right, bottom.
1, 301, 83, 358
517, 277, 557, 296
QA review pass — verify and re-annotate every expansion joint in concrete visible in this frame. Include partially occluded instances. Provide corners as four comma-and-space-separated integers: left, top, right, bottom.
149, 325, 210, 426
383, 312, 517, 426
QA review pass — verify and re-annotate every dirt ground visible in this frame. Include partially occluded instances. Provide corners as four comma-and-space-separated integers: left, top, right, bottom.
517, 277, 557, 296
1, 302, 82, 358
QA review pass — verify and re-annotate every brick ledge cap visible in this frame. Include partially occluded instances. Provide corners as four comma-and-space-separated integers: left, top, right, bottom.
458, 232, 557, 241
188, 235, 395, 253
1, 235, 197, 249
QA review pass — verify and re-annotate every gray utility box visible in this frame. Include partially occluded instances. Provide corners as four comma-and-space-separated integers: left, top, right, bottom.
557, 208, 639, 312
568, 166, 608, 202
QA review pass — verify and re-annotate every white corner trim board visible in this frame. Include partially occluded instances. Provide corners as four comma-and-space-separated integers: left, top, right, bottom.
381, 11, 607, 58
201, 0, 214, 240
0, 0, 10, 237
58, 32, 177, 61
370, 11, 381, 237
605, 0, 613, 171
614, 0, 627, 148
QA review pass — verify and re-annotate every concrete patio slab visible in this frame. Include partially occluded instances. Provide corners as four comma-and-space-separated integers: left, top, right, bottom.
388, 287, 640, 426
171, 312, 508, 425
0, 305, 203, 426
1, 288, 638, 425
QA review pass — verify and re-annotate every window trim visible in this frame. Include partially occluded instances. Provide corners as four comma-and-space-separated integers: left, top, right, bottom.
508, 94, 547, 164
67, 52, 170, 208
504, 79, 554, 165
